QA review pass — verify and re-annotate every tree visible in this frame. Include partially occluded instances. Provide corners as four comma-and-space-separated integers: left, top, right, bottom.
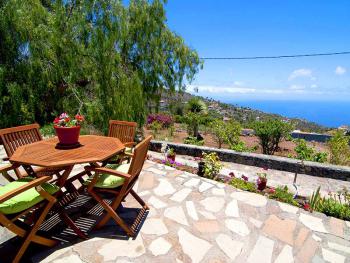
211, 120, 226, 148
184, 97, 207, 138
0, 0, 201, 132
328, 131, 350, 166
253, 119, 293, 155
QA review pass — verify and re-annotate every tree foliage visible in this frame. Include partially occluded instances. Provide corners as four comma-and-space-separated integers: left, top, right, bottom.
327, 131, 350, 166
184, 97, 207, 138
253, 119, 293, 155
0, 0, 201, 132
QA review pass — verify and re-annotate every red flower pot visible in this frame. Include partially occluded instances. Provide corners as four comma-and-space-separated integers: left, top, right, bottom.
54, 126, 81, 145
167, 154, 176, 162
257, 179, 267, 191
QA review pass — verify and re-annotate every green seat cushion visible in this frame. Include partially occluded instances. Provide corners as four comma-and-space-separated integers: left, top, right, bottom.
0, 177, 59, 215
85, 163, 130, 189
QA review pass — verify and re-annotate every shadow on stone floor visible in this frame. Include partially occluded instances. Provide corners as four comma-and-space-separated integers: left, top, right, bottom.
0, 193, 148, 263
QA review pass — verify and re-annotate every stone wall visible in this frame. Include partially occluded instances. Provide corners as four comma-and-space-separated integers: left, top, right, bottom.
150, 140, 350, 181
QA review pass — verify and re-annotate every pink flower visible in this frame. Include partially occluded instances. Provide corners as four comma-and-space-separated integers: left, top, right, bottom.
53, 117, 59, 124
268, 187, 275, 194
303, 203, 311, 211
241, 175, 248, 181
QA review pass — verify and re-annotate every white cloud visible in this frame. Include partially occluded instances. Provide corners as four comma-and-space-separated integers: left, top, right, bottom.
310, 84, 318, 89
233, 81, 245, 86
289, 84, 305, 90
288, 68, 313, 81
187, 85, 255, 94
335, 66, 346, 75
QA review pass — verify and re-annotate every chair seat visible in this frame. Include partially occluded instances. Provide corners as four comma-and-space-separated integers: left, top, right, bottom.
84, 163, 130, 189
0, 178, 59, 215
125, 147, 133, 153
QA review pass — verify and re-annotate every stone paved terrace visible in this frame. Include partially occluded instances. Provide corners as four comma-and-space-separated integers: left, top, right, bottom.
0, 160, 347, 262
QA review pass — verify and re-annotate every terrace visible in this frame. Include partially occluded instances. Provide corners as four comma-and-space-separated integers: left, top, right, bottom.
1, 146, 350, 262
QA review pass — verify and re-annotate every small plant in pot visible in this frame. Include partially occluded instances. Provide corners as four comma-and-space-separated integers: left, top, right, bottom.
167, 148, 176, 162
53, 113, 84, 147
202, 152, 223, 180
256, 172, 267, 191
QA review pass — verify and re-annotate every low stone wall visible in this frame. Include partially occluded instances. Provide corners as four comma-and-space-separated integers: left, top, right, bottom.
150, 140, 350, 181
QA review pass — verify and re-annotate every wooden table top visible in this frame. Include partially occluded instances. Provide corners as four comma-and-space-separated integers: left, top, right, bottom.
10, 135, 125, 167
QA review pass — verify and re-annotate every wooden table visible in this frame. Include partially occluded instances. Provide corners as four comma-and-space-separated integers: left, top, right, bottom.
9, 135, 125, 239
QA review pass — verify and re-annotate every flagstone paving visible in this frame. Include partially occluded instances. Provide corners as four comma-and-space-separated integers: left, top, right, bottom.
1, 155, 350, 262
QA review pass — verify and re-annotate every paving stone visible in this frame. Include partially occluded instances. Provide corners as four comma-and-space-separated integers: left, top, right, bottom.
299, 213, 328, 233
296, 237, 318, 263
199, 210, 216, 220
194, 220, 220, 233
346, 221, 350, 228
147, 167, 165, 175
231, 191, 267, 207
186, 201, 199, 221
170, 188, 192, 202
141, 218, 168, 235
139, 190, 150, 197
328, 241, 350, 254
200, 197, 225, 213
52, 254, 84, 263
98, 235, 145, 261
322, 248, 345, 263
225, 199, 239, 217
115, 260, 134, 263
247, 235, 274, 263
154, 178, 176, 196
274, 245, 294, 263
262, 215, 296, 245
178, 227, 212, 263
295, 227, 310, 248
40, 247, 72, 263
312, 234, 322, 242
216, 234, 244, 261
249, 217, 263, 228
198, 181, 214, 192
225, 219, 250, 236
329, 217, 344, 237
148, 196, 167, 209
278, 202, 299, 214
211, 188, 225, 196
148, 237, 172, 256
184, 178, 201, 187
164, 206, 189, 226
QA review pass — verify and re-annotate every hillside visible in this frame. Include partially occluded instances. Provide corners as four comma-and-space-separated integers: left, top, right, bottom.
160, 91, 329, 133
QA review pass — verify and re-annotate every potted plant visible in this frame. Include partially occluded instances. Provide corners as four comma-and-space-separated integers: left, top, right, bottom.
201, 152, 223, 179
53, 113, 84, 146
167, 148, 176, 162
257, 172, 267, 191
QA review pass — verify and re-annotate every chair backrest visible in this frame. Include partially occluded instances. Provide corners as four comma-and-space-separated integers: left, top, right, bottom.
128, 135, 152, 179
108, 120, 137, 144
0, 124, 42, 158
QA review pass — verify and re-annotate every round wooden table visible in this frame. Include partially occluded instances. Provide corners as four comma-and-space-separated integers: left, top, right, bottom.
10, 135, 125, 168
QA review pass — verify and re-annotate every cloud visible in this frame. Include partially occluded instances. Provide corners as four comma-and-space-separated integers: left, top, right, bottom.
288, 68, 313, 81
187, 85, 255, 94
335, 66, 346, 75
289, 84, 305, 90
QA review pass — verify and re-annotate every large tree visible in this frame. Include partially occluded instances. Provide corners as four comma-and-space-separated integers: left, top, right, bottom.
0, 0, 201, 132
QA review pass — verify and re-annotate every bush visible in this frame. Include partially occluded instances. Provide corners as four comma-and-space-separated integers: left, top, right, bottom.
149, 121, 162, 139
328, 131, 350, 166
229, 178, 257, 192
202, 152, 222, 179
294, 139, 327, 163
184, 136, 204, 146
147, 113, 173, 128
269, 186, 299, 206
253, 119, 293, 155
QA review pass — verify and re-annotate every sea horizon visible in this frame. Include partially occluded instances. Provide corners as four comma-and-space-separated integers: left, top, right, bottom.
223, 100, 349, 128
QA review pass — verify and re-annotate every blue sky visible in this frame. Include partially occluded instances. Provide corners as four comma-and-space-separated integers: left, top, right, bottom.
164, 0, 350, 102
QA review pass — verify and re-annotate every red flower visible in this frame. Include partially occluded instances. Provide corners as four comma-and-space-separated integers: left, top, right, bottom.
75, 114, 84, 122
268, 187, 275, 194
229, 172, 235, 178
241, 175, 248, 181
303, 203, 311, 211
64, 117, 70, 123
53, 117, 59, 124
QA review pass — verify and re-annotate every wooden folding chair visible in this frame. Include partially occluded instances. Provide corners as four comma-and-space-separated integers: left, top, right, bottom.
0, 124, 43, 180
84, 135, 152, 237
0, 172, 59, 263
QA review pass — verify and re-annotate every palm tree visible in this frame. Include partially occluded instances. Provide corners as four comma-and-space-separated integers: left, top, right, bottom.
185, 98, 207, 138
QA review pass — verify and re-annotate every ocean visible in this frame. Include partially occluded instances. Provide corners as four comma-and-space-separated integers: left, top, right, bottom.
228, 100, 350, 128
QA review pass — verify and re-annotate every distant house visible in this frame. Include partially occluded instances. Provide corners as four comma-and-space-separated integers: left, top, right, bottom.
223, 117, 231, 122
290, 130, 332, 143
241, 129, 255, 136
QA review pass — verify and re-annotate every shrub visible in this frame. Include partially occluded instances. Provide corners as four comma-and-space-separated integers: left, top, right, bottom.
253, 119, 293, 155
184, 98, 207, 137
147, 113, 173, 128
328, 131, 350, 166
294, 139, 328, 163
202, 152, 222, 179
184, 136, 204, 146
149, 121, 162, 139
229, 177, 257, 192
210, 119, 227, 148
268, 186, 299, 206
